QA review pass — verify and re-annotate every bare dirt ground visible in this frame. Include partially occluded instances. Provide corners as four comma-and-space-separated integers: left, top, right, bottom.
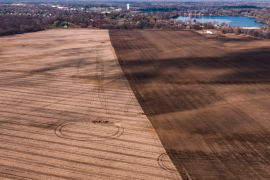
110, 29, 270, 180
0, 29, 181, 179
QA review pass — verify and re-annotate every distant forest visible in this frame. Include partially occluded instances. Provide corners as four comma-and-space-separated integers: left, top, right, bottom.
0, 15, 54, 36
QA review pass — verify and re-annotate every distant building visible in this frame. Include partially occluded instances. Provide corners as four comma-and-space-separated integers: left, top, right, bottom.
58, 7, 68, 10
206, 31, 213, 34
242, 27, 260, 29
101, 11, 111, 14
127, 4, 130, 10
11, 4, 26, 6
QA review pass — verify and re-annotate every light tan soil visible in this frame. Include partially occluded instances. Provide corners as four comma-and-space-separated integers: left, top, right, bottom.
0, 29, 181, 179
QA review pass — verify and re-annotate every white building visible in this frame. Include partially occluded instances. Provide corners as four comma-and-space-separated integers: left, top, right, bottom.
243, 27, 260, 29
58, 7, 68, 10
127, 4, 129, 10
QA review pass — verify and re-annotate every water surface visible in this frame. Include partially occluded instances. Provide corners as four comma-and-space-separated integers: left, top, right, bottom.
175, 15, 265, 27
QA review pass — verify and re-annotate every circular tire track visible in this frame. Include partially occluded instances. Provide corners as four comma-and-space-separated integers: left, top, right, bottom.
157, 153, 178, 173
55, 121, 124, 141
124, 97, 144, 117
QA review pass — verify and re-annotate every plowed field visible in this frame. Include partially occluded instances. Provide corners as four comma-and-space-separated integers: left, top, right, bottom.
0, 29, 181, 179
110, 30, 270, 179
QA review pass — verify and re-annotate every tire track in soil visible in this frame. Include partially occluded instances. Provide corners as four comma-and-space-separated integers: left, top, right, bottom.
54, 44, 125, 141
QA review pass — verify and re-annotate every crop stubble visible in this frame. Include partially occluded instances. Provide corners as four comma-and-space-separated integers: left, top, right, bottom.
110, 30, 270, 179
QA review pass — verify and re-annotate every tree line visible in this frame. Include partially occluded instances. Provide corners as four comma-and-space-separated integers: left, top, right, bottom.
0, 15, 54, 36
0, 3, 270, 40
220, 25, 270, 39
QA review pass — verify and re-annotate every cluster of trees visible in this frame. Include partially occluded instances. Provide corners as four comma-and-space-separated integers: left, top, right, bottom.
99, 14, 216, 30
0, 15, 54, 36
220, 24, 270, 39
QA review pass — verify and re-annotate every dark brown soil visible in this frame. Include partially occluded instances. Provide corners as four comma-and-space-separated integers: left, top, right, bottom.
110, 30, 270, 180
